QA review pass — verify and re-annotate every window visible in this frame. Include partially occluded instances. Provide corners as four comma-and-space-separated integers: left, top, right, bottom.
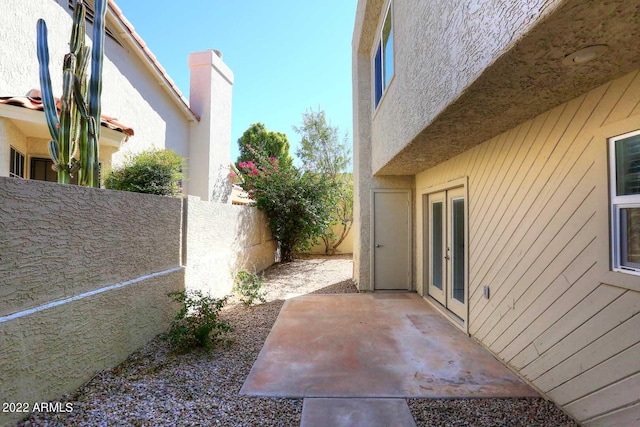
374, 3, 393, 109
30, 158, 79, 185
67, 0, 123, 47
10, 147, 25, 178
610, 130, 640, 274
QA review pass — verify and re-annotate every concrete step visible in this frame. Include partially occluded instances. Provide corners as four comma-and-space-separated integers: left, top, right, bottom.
300, 398, 416, 427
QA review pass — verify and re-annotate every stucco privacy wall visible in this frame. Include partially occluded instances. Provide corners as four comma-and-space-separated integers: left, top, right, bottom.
415, 70, 640, 425
0, 178, 182, 317
0, 177, 184, 426
307, 222, 354, 255
184, 196, 276, 298
0, 0, 193, 191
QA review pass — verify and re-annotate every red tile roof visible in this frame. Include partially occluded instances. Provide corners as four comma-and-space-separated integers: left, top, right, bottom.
0, 89, 134, 137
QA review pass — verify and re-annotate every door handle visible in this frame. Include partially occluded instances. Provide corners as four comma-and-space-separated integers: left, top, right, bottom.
375, 244, 383, 248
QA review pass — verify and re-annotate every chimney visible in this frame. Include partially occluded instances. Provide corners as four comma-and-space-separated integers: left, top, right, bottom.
187, 49, 234, 202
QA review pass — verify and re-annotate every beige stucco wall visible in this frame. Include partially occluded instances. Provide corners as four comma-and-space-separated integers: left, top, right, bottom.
353, 0, 562, 175
415, 71, 640, 425
184, 196, 276, 298
0, 178, 183, 317
0, 177, 185, 426
351, 1, 415, 290
188, 50, 235, 202
0, 118, 27, 176
0, 0, 193, 191
307, 222, 354, 255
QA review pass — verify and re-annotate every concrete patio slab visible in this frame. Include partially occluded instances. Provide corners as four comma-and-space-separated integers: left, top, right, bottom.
241, 293, 538, 398
300, 398, 416, 427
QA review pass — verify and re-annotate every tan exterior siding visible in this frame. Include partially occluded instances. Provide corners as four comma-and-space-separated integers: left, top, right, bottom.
416, 70, 640, 424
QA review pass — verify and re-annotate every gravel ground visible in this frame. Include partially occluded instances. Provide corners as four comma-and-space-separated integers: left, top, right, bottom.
16, 255, 577, 427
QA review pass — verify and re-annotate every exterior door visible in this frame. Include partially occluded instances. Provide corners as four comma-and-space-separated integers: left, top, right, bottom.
425, 186, 467, 320
373, 190, 410, 290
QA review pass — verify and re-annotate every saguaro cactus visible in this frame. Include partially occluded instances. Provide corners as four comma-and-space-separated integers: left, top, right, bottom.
36, 0, 106, 187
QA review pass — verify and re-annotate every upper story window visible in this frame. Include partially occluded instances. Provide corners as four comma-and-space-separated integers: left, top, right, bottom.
374, 3, 394, 110
9, 147, 25, 178
610, 130, 640, 274
67, 0, 123, 47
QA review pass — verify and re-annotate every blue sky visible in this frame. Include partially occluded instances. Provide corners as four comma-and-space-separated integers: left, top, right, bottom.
114, 0, 357, 166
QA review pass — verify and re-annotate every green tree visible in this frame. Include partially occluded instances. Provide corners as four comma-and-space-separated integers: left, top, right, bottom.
294, 108, 353, 254
234, 147, 337, 263
237, 123, 293, 169
294, 108, 350, 176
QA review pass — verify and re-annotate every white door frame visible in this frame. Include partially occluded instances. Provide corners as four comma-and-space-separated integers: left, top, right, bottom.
420, 177, 469, 333
370, 188, 412, 291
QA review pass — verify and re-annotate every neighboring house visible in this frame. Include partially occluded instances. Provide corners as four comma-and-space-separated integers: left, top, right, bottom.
0, 0, 234, 202
353, 1, 639, 426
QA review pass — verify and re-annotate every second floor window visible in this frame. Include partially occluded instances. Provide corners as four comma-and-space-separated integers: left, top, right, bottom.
374, 3, 394, 110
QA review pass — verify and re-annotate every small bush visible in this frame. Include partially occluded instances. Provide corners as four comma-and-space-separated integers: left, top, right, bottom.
105, 149, 185, 196
165, 290, 231, 352
233, 270, 267, 306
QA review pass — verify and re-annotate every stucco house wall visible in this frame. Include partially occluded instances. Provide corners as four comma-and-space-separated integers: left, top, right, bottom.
0, 0, 233, 202
353, 0, 640, 425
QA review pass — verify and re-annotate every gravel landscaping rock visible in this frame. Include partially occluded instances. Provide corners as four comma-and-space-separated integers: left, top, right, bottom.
408, 398, 578, 427
16, 255, 577, 426
16, 256, 355, 427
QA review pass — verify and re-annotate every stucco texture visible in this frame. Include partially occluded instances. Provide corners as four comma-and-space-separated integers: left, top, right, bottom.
0, 269, 182, 426
0, 178, 182, 317
184, 196, 276, 297
0, 0, 192, 187
357, 0, 640, 176
0, 177, 186, 426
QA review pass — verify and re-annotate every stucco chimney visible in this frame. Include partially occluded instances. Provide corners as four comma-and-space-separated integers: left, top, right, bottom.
188, 49, 234, 202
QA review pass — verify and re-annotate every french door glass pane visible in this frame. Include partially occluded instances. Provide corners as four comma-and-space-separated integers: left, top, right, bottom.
615, 134, 640, 196
452, 198, 465, 302
621, 207, 640, 268
431, 201, 443, 290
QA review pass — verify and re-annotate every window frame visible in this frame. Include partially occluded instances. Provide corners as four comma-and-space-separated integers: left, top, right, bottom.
9, 146, 25, 178
372, 2, 394, 112
609, 129, 640, 275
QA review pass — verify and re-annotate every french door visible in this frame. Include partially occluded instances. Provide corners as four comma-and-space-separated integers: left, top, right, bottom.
425, 186, 467, 321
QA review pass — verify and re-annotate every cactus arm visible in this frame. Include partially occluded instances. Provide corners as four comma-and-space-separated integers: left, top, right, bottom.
89, 0, 106, 131
48, 140, 59, 165
36, 19, 60, 143
73, 76, 89, 186
69, 1, 86, 54
87, 0, 107, 187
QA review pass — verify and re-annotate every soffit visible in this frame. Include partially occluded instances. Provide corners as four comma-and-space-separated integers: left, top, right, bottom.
377, 0, 640, 175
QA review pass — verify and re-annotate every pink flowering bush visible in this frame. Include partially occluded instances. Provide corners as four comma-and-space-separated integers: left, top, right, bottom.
236, 146, 338, 262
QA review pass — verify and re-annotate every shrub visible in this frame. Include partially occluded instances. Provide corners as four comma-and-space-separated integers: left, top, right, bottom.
165, 290, 231, 352
233, 147, 338, 262
105, 149, 185, 196
233, 270, 267, 306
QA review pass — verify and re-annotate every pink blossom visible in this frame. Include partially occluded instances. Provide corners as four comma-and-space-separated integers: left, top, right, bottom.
250, 169, 259, 176
269, 157, 276, 164
227, 172, 236, 179
274, 166, 279, 172
238, 161, 248, 169
247, 161, 256, 170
